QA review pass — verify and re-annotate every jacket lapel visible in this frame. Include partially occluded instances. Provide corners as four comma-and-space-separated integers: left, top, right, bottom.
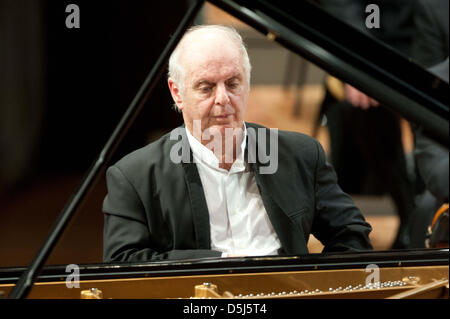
178, 127, 211, 249
246, 123, 309, 255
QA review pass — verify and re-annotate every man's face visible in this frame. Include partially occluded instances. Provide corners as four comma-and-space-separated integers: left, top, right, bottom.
168, 34, 250, 139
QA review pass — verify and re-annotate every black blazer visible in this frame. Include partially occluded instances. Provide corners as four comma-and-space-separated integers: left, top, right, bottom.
102, 123, 372, 262
412, 0, 449, 67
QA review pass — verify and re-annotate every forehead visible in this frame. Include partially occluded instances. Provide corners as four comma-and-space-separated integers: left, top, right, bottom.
180, 31, 245, 82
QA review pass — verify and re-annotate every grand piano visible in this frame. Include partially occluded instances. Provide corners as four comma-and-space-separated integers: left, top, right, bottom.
0, 249, 448, 299
1, 0, 448, 300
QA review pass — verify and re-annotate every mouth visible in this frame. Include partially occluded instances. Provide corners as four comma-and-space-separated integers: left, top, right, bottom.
213, 114, 233, 119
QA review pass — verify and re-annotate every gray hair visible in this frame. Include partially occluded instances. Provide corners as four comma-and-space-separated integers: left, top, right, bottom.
168, 25, 252, 112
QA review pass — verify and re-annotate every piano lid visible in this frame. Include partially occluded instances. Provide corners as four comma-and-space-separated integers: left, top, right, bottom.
209, 0, 449, 147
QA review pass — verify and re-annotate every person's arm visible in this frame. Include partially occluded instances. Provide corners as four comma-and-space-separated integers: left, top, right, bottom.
102, 165, 222, 263
414, 129, 449, 204
311, 140, 373, 252
411, 0, 448, 67
411, 58, 449, 204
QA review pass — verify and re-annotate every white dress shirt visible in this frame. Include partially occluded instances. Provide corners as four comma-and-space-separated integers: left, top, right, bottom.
185, 124, 281, 257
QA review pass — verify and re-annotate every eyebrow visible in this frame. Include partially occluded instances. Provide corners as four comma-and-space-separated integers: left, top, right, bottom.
226, 74, 243, 82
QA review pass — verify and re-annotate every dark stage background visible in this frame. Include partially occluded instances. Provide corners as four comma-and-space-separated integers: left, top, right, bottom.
0, 0, 187, 267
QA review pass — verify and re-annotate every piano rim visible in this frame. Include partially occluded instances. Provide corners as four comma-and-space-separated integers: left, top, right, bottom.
0, 249, 447, 284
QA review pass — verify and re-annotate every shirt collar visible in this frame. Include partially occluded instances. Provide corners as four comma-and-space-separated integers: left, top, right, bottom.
185, 123, 247, 172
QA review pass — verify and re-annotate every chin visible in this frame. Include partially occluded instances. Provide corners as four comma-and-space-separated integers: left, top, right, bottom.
208, 125, 227, 135
213, 123, 239, 131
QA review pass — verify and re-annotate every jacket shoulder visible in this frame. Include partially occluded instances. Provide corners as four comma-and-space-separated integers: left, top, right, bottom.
112, 130, 176, 174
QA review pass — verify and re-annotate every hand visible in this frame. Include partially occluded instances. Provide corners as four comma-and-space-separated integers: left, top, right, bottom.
345, 84, 379, 110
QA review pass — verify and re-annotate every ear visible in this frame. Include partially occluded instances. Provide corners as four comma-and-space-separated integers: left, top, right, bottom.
168, 78, 184, 111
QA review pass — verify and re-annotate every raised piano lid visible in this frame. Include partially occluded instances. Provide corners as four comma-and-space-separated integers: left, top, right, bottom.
210, 0, 448, 147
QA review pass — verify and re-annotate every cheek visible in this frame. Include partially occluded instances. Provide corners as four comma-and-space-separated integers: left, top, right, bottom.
194, 97, 215, 118
231, 93, 247, 112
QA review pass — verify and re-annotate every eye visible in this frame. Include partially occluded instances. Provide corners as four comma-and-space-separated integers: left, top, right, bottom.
227, 81, 240, 89
199, 86, 212, 94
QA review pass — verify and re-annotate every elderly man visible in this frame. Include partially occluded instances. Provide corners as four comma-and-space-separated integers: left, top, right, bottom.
102, 25, 372, 262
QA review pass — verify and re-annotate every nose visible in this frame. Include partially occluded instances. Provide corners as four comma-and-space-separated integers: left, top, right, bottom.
214, 83, 230, 106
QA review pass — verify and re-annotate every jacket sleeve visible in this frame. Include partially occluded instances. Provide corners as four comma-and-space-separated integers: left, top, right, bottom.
411, 0, 448, 67
414, 129, 449, 203
311, 140, 373, 252
102, 165, 222, 263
